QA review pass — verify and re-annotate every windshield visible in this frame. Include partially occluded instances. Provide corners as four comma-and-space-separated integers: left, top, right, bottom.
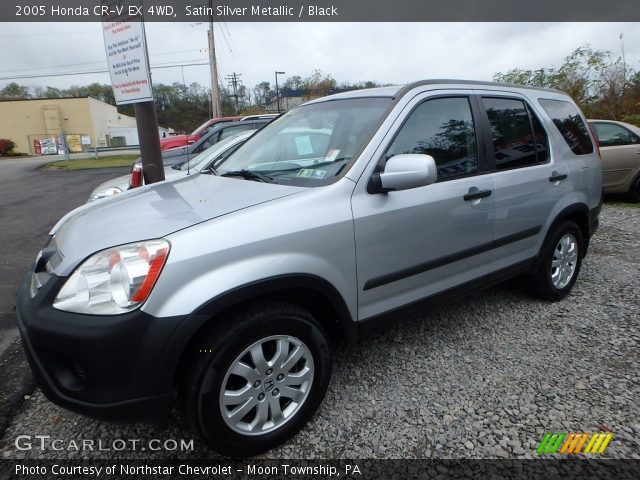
217, 97, 391, 186
178, 133, 249, 171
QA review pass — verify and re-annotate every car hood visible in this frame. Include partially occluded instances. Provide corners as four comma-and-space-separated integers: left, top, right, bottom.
88, 167, 185, 199
51, 174, 305, 276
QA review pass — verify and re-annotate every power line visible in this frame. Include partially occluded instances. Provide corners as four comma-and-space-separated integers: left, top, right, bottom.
1, 49, 207, 76
0, 62, 209, 81
220, 22, 253, 90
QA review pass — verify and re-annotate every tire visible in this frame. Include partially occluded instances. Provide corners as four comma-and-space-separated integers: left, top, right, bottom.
180, 302, 331, 457
528, 220, 584, 301
626, 175, 640, 203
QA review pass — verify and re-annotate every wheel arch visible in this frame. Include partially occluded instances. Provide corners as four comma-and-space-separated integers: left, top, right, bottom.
162, 274, 357, 389
538, 203, 591, 261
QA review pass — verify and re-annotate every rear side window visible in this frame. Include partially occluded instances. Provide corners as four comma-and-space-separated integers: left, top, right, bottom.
385, 97, 478, 181
483, 97, 549, 170
539, 99, 594, 155
592, 122, 640, 147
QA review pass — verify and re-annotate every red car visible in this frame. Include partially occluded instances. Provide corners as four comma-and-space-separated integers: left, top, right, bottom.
159, 116, 242, 150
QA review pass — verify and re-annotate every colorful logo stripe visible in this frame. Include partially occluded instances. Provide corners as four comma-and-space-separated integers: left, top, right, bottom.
537, 432, 612, 455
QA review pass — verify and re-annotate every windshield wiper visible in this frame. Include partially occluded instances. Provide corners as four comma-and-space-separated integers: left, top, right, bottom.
220, 169, 275, 183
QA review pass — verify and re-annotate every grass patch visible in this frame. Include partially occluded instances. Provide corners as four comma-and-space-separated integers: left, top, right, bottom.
41, 155, 138, 170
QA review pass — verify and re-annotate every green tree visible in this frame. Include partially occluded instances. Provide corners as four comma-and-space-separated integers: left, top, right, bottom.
0, 82, 31, 99
494, 45, 638, 121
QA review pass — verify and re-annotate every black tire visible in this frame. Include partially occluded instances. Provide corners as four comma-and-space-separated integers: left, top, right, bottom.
180, 302, 331, 457
528, 220, 584, 301
626, 175, 640, 203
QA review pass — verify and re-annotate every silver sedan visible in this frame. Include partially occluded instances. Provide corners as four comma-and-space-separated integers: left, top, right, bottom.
87, 131, 254, 203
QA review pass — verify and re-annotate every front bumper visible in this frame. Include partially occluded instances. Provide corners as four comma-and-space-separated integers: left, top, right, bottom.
16, 273, 185, 423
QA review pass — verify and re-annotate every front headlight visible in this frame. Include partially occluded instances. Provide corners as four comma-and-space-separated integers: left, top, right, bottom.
53, 239, 170, 315
88, 187, 122, 202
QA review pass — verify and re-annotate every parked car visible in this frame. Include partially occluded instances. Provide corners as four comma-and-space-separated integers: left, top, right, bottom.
241, 114, 279, 121
159, 119, 270, 167
589, 119, 640, 202
87, 132, 254, 202
159, 116, 242, 150
18, 80, 602, 457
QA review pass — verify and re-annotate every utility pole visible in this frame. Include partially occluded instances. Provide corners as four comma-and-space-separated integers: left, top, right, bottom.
226, 72, 242, 114
275, 71, 285, 113
208, 1, 222, 118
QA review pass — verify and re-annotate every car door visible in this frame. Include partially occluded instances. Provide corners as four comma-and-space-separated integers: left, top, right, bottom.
592, 121, 640, 191
476, 93, 575, 271
351, 92, 495, 321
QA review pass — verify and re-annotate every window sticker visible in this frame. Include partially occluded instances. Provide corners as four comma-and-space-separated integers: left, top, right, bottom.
294, 135, 314, 155
296, 169, 327, 179
325, 149, 341, 162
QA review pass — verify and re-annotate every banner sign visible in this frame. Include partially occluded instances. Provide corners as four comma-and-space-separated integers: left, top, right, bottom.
102, 7, 153, 105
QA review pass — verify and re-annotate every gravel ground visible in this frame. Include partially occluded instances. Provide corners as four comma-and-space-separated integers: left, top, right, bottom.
1, 203, 638, 460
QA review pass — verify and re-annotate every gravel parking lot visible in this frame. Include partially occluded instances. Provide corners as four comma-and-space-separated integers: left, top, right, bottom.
1, 186, 638, 460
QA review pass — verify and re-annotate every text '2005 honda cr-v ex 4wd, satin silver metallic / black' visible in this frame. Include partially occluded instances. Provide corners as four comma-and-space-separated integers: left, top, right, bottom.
17, 80, 603, 456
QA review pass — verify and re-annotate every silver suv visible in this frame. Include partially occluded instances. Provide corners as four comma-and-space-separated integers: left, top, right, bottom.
17, 80, 602, 456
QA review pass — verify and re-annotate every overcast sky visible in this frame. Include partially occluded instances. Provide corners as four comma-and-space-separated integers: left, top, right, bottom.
2, 22, 639, 94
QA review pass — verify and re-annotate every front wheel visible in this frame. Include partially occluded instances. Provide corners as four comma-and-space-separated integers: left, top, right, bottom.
528, 220, 584, 301
181, 302, 331, 457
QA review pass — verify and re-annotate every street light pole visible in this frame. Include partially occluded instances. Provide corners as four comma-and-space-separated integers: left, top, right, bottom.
275, 71, 285, 113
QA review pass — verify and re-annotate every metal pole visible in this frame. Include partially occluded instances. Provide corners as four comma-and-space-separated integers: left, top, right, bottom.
136, 21, 164, 184
275, 71, 285, 113
275, 73, 280, 113
135, 102, 164, 184
208, 3, 222, 118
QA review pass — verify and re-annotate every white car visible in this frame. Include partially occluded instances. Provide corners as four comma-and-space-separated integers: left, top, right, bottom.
87, 131, 254, 203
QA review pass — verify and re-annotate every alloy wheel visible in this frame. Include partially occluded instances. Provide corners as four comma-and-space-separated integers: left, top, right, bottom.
219, 335, 314, 436
551, 233, 578, 289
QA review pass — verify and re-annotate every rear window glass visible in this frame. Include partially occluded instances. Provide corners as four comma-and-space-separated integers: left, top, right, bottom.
538, 99, 594, 155
482, 97, 548, 170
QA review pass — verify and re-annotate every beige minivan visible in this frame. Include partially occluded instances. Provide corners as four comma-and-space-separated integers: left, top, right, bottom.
590, 119, 640, 202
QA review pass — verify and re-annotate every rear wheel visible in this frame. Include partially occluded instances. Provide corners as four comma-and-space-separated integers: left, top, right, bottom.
528, 220, 583, 301
181, 302, 331, 457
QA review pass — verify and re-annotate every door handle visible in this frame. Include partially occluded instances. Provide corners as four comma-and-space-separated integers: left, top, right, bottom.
635, 150, 640, 155
549, 172, 567, 182
463, 189, 492, 201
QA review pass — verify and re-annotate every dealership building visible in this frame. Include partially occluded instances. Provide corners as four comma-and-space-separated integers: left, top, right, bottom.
0, 96, 166, 155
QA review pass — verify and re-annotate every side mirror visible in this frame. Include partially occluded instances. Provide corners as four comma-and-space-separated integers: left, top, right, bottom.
368, 154, 437, 194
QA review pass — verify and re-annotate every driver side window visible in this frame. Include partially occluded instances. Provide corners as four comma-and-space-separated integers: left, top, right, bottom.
385, 97, 478, 181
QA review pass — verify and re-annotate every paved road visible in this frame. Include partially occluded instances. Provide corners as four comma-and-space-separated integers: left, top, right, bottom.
0, 158, 130, 434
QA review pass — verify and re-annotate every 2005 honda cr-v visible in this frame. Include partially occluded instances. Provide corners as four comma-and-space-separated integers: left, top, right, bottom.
18, 80, 602, 456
